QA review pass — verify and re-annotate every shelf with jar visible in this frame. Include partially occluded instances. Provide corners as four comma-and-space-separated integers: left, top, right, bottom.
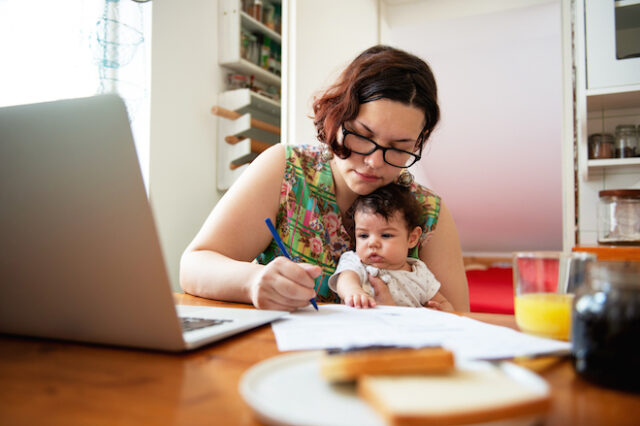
586, 127, 640, 172
585, 103, 640, 173
581, 0, 640, 176
219, 0, 282, 87
216, 0, 283, 190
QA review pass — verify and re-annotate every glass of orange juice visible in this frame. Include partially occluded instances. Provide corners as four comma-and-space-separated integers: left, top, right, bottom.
513, 251, 595, 341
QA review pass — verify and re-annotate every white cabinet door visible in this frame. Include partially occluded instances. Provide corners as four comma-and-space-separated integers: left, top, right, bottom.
585, 0, 640, 90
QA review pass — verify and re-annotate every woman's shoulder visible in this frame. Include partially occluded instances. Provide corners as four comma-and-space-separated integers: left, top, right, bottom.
410, 181, 440, 203
410, 182, 441, 222
283, 144, 332, 187
406, 181, 441, 252
285, 143, 323, 161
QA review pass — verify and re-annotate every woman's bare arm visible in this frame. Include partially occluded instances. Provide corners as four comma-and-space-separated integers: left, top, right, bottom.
179, 144, 319, 310
419, 202, 470, 312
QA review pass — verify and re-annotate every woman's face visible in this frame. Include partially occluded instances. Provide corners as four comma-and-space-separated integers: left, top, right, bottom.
331, 99, 425, 197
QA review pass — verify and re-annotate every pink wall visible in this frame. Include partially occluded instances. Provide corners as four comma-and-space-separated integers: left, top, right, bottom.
385, 2, 563, 253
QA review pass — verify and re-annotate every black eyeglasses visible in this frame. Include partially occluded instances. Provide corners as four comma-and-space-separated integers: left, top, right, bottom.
342, 127, 421, 168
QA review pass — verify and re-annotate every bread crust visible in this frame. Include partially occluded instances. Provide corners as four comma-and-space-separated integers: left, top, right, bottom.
321, 346, 455, 382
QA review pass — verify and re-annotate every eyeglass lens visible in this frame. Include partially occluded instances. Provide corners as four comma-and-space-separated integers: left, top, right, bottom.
343, 132, 417, 167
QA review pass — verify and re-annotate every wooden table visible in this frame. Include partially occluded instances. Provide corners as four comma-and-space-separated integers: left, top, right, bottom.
1, 294, 639, 425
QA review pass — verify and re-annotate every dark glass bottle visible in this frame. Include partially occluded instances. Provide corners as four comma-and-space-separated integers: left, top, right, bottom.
572, 261, 640, 393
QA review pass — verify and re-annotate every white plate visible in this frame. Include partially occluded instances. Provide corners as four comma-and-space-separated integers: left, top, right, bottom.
239, 351, 550, 426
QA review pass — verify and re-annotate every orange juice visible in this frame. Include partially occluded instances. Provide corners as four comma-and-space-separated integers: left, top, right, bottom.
514, 293, 574, 341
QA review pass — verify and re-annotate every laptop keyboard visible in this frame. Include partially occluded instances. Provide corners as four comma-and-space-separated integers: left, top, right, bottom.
180, 316, 233, 332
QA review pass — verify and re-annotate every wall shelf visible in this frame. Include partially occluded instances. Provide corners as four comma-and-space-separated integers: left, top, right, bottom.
586, 85, 640, 111
240, 11, 281, 43
588, 157, 640, 169
218, 88, 280, 116
213, 89, 281, 191
220, 58, 282, 87
616, 0, 640, 8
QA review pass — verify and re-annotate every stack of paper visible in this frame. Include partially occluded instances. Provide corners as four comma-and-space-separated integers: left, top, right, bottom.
271, 305, 570, 360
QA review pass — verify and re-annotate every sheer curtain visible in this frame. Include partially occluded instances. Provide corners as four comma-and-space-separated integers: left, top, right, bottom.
0, 0, 152, 187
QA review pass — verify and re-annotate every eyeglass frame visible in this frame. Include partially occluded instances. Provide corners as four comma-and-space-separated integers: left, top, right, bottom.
341, 126, 422, 168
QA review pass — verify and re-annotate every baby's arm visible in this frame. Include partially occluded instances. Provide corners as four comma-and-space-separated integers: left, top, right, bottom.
424, 290, 455, 312
336, 270, 377, 309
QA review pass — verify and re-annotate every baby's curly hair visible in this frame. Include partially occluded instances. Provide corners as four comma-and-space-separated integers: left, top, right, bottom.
353, 183, 422, 232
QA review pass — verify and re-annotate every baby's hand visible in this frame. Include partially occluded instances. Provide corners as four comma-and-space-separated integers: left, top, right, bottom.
344, 289, 376, 309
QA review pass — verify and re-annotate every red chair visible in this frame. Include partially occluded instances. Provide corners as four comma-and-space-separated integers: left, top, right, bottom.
466, 267, 514, 314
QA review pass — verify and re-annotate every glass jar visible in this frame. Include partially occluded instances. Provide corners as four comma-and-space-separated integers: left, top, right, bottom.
246, 33, 259, 65
227, 73, 250, 90
614, 124, 638, 158
588, 133, 615, 159
249, 0, 263, 22
598, 189, 640, 245
240, 29, 250, 61
572, 261, 640, 393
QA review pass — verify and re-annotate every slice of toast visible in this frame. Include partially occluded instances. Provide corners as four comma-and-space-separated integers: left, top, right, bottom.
358, 362, 550, 426
320, 346, 455, 382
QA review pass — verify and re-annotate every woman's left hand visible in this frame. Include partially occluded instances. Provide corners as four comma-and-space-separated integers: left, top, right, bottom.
368, 275, 395, 306
425, 291, 455, 312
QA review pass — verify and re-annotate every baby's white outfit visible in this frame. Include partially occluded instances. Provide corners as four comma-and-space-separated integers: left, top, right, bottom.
328, 251, 441, 307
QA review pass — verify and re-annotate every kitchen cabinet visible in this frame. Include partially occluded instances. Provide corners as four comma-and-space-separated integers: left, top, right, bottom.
584, 0, 640, 90
216, 0, 283, 190
581, 0, 640, 179
566, 0, 640, 247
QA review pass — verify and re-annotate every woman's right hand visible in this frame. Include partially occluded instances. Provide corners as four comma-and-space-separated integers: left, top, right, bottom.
249, 257, 321, 311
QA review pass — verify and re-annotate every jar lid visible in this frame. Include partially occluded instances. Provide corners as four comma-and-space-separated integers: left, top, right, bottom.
599, 189, 640, 199
615, 124, 637, 134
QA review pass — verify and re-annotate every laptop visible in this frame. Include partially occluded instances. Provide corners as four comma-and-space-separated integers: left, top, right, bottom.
0, 94, 287, 351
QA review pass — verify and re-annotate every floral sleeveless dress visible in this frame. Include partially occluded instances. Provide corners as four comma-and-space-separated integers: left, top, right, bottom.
256, 145, 441, 303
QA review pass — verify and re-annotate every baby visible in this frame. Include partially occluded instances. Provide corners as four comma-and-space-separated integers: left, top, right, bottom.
329, 183, 453, 310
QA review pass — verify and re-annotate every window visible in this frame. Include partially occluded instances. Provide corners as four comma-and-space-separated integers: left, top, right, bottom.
0, 0, 152, 187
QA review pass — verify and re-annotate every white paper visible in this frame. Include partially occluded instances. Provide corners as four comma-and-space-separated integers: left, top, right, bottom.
271, 305, 570, 361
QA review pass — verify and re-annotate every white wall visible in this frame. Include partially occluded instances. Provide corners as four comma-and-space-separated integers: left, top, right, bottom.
150, 1, 222, 291
381, 0, 563, 255
288, 0, 380, 145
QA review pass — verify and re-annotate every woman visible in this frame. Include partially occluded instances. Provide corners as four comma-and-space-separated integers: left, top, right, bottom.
180, 45, 469, 312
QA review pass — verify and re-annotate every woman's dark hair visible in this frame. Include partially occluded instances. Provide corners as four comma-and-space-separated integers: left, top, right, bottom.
353, 183, 422, 232
312, 45, 439, 159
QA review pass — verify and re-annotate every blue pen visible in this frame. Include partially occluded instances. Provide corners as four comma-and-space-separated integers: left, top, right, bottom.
264, 218, 319, 311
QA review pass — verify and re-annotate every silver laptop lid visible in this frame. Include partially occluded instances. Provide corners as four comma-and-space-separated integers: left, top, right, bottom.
0, 95, 185, 351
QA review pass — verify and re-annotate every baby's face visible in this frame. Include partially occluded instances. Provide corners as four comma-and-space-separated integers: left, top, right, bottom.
354, 210, 419, 270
